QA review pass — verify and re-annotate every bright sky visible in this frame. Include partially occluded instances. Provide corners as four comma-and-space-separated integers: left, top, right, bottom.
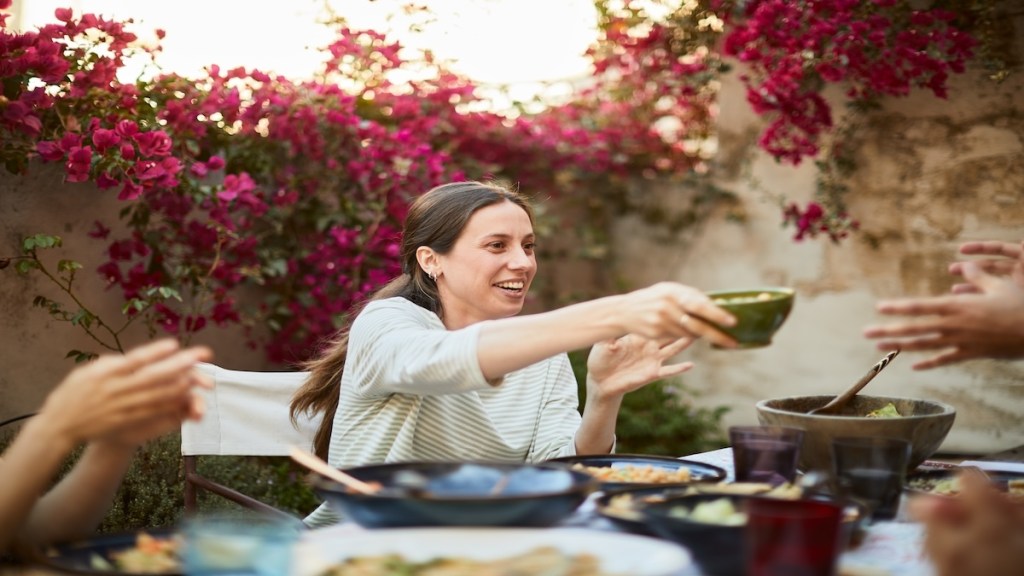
12, 0, 599, 94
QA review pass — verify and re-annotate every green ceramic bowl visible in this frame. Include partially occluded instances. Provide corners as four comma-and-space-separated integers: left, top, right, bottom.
705, 287, 795, 349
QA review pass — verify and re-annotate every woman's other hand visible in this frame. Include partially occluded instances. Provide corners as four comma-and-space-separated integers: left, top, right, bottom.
585, 334, 695, 400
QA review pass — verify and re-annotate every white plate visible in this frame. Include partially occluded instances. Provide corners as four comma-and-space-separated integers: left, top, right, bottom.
296, 526, 691, 575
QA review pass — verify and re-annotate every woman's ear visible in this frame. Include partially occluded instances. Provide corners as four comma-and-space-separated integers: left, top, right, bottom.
415, 246, 438, 277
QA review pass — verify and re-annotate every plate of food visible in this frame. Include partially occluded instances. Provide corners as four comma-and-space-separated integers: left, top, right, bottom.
295, 526, 691, 576
906, 468, 1024, 498
547, 454, 727, 491
38, 529, 181, 575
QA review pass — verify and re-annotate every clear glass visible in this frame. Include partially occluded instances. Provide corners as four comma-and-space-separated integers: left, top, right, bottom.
182, 513, 302, 576
832, 436, 911, 521
730, 425, 805, 485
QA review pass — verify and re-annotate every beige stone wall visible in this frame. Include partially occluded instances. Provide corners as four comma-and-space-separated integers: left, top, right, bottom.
0, 165, 273, 423
611, 20, 1024, 455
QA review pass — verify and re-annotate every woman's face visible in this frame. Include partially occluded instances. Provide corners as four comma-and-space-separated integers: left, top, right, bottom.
435, 200, 537, 328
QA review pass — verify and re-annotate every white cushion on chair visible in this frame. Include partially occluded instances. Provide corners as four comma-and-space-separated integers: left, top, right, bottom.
182, 363, 321, 457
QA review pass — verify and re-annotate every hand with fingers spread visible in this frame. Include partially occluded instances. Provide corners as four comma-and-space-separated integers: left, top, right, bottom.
1, 339, 214, 555
948, 240, 1024, 294
864, 259, 1024, 370
911, 469, 1024, 576
586, 334, 696, 400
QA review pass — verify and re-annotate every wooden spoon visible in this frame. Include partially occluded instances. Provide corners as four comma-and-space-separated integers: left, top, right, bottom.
807, 349, 900, 416
289, 446, 380, 494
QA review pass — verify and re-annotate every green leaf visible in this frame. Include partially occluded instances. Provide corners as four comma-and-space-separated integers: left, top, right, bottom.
157, 286, 182, 301
22, 234, 62, 252
57, 259, 84, 273
122, 299, 149, 314
15, 259, 39, 274
70, 309, 95, 328
66, 350, 99, 363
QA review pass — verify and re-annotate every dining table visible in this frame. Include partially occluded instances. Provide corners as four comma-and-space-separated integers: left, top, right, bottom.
7, 444, 1024, 576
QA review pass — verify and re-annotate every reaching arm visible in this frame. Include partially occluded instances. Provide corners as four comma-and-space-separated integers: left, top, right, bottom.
0, 340, 211, 555
477, 282, 735, 380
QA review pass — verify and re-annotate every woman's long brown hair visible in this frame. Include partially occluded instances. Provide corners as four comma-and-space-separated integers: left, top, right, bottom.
290, 181, 534, 459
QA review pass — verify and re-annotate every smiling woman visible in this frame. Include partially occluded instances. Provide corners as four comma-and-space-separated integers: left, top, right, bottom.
287, 180, 740, 528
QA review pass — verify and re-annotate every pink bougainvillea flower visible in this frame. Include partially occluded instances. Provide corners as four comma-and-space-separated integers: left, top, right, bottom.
88, 220, 111, 240
118, 179, 143, 201
96, 171, 120, 189
36, 140, 64, 162
58, 132, 83, 151
217, 172, 255, 202
54, 7, 72, 22
205, 155, 225, 170
91, 128, 120, 152
133, 130, 173, 157
115, 119, 139, 137
65, 146, 93, 182
119, 142, 136, 160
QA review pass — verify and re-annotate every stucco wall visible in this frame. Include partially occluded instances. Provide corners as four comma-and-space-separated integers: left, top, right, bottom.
0, 166, 272, 422
610, 23, 1024, 455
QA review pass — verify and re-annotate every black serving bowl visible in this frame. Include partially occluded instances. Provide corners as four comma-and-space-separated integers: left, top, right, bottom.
642, 493, 752, 576
595, 485, 695, 536
640, 492, 866, 576
312, 461, 598, 528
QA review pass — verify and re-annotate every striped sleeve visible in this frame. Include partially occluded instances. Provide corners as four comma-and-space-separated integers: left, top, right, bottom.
347, 298, 494, 397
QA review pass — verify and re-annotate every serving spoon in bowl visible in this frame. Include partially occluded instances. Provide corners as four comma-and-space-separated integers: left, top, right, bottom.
807, 349, 900, 416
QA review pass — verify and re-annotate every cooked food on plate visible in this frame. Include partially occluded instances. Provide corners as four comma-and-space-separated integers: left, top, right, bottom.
317, 546, 615, 575
89, 533, 181, 574
570, 463, 691, 484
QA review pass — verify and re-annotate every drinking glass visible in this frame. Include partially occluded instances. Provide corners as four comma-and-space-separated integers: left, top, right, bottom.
182, 513, 301, 576
745, 496, 845, 576
730, 426, 805, 485
832, 436, 910, 521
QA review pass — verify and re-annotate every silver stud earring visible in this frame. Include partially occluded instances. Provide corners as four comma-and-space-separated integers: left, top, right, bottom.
429, 271, 437, 282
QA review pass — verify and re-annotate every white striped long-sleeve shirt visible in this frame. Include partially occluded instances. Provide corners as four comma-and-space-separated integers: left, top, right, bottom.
304, 297, 582, 527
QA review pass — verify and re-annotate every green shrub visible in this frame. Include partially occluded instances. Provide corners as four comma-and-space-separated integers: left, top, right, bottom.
569, 349, 729, 456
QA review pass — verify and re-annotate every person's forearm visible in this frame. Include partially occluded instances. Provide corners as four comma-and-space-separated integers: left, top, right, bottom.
0, 418, 76, 554
574, 377, 622, 454
477, 295, 626, 380
17, 441, 135, 547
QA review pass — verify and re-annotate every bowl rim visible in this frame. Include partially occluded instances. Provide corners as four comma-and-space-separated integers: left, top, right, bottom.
706, 286, 795, 299
311, 460, 599, 501
756, 394, 956, 421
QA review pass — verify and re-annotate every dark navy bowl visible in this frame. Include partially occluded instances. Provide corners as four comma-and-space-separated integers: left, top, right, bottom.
641, 493, 752, 576
312, 461, 598, 528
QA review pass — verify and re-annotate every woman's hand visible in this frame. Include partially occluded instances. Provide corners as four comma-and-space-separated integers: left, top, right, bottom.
585, 335, 695, 400
37, 339, 212, 450
617, 282, 737, 348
